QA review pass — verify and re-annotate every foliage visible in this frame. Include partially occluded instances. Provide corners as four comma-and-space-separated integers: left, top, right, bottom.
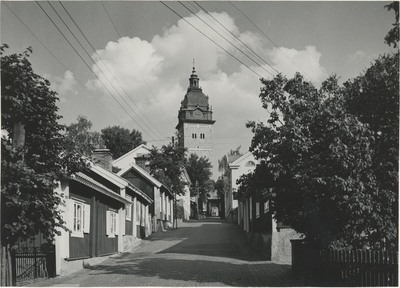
149, 140, 187, 196
246, 61, 398, 249
1, 45, 85, 247
101, 125, 146, 159
184, 153, 213, 200
65, 115, 104, 157
384, 2, 399, 47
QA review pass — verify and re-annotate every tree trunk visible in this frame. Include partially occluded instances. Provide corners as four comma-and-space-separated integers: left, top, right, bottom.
1, 246, 6, 286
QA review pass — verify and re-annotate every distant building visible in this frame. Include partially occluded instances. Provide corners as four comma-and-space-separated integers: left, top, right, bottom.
176, 65, 215, 161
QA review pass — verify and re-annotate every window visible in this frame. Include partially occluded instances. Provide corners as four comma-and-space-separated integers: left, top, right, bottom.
126, 195, 132, 221
200, 133, 205, 139
249, 197, 253, 220
68, 199, 90, 238
256, 202, 260, 218
106, 210, 118, 237
192, 133, 197, 139
246, 161, 256, 167
137, 201, 141, 222
264, 200, 269, 214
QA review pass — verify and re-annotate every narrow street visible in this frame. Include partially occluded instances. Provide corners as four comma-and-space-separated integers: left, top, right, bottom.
31, 218, 302, 287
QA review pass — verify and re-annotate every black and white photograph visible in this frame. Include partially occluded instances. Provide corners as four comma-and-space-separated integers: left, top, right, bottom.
1, 0, 398, 286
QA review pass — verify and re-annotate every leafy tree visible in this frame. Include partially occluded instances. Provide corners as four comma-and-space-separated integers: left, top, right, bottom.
101, 126, 146, 159
246, 68, 397, 249
148, 140, 187, 196
65, 115, 104, 157
384, 1, 399, 47
1, 45, 85, 249
184, 153, 213, 201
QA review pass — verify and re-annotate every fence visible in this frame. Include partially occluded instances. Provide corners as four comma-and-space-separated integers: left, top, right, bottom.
321, 249, 398, 286
291, 240, 398, 286
11, 245, 56, 286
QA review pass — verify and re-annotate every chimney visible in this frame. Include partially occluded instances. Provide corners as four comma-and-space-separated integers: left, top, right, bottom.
93, 148, 113, 172
135, 154, 151, 173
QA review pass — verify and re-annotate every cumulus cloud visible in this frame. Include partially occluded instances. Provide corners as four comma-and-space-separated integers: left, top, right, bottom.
84, 10, 327, 169
46, 70, 78, 101
268, 45, 328, 84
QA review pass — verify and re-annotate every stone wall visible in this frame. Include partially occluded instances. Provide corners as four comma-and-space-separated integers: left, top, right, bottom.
271, 220, 302, 264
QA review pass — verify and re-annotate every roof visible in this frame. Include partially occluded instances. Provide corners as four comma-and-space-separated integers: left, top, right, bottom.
117, 163, 163, 188
181, 90, 209, 109
229, 151, 256, 169
90, 163, 153, 204
72, 172, 131, 206
112, 144, 152, 167
226, 154, 242, 164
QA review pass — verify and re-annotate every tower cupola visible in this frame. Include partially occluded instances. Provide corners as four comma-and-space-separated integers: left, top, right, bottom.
189, 61, 200, 89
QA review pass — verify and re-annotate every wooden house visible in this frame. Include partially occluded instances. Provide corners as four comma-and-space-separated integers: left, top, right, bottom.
53, 149, 153, 276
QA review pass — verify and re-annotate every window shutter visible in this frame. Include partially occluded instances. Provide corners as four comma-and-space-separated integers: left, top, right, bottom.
115, 213, 119, 235
106, 210, 111, 235
65, 198, 74, 231
83, 204, 91, 233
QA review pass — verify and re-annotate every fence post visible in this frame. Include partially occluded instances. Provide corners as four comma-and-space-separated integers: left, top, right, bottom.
10, 249, 16, 286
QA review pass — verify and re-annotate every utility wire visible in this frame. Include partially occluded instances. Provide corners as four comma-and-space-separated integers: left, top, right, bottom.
58, 1, 166, 140
178, 1, 275, 77
160, 1, 264, 79
36, 1, 159, 141
99, 1, 175, 135
3, 2, 125, 126
228, 1, 305, 77
192, 1, 278, 75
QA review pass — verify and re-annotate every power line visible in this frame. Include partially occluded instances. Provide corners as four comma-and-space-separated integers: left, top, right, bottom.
228, 1, 306, 78
192, 1, 279, 75
58, 1, 166, 140
2, 2, 125, 127
35, 1, 160, 141
99, 1, 176, 134
178, 1, 275, 77
159, 1, 264, 79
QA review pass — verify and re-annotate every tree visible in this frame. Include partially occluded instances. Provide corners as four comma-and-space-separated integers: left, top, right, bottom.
246, 68, 397, 249
1, 45, 85, 250
384, 2, 399, 47
148, 140, 187, 196
65, 115, 104, 157
101, 126, 146, 159
184, 154, 213, 201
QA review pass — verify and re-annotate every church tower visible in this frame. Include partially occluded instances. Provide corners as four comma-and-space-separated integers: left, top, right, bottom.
176, 64, 215, 160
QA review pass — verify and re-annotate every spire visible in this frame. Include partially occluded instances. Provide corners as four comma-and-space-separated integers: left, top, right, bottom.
189, 59, 199, 89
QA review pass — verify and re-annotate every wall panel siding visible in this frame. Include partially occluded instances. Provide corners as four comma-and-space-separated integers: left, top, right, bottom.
69, 234, 90, 259
96, 199, 118, 256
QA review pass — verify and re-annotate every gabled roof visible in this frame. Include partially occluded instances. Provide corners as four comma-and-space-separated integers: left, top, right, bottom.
90, 163, 152, 204
229, 151, 256, 169
117, 163, 163, 188
72, 172, 131, 206
112, 144, 152, 167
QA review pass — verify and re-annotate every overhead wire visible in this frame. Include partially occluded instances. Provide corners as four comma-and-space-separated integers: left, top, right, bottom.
178, 1, 275, 77
99, 1, 175, 136
191, 1, 279, 75
2, 2, 126, 127
159, 1, 264, 79
37, 1, 159, 141
58, 1, 167, 140
228, 1, 307, 78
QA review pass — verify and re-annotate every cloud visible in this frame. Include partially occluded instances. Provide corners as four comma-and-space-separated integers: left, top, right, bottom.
349, 50, 367, 61
83, 11, 327, 170
46, 70, 78, 100
268, 45, 328, 84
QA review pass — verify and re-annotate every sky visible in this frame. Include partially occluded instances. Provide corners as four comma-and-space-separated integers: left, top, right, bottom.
1, 1, 396, 178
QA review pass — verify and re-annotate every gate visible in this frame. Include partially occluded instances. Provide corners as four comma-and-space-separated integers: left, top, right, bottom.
11, 245, 56, 285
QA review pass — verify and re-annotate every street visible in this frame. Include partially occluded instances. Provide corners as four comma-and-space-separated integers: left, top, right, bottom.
30, 218, 302, 286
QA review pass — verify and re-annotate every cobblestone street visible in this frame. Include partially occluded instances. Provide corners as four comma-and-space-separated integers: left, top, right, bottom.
30, 219, 303, 286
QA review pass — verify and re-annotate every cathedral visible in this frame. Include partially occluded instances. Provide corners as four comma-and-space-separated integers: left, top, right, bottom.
176, 65, 215, 161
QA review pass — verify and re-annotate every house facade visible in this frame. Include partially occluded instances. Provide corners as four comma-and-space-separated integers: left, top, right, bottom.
53, 149, 153, 276
112, 144, 191, 222
227, 150, 301, 264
